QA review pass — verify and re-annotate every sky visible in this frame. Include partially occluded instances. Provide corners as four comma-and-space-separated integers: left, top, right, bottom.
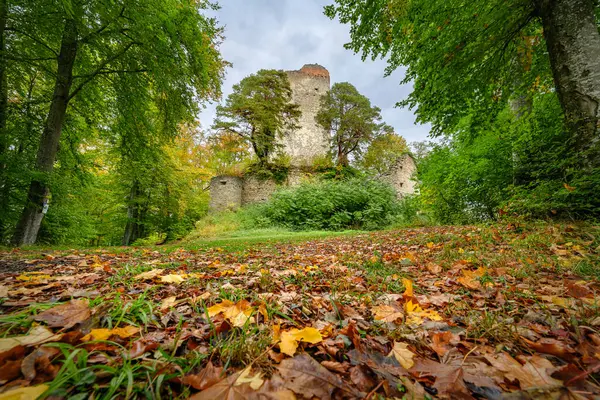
199, 0, 432, 143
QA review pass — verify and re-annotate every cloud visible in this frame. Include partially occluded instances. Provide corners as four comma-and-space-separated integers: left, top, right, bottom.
199, 0, 431, 143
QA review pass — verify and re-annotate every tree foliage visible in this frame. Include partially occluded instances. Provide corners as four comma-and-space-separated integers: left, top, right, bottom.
0, 0, 225, 245
213, 69, 301, 165
360, 132, 408, 175
316, 82, 389, 167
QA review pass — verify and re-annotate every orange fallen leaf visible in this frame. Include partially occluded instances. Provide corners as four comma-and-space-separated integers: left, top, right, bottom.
81, 326, 140, 341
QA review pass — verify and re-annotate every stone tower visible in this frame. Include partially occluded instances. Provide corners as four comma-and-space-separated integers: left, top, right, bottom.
280, 64, 330, 167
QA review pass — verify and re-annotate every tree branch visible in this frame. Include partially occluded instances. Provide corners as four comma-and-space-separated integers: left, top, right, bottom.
68, 42, 139, 100
5, 27, 58, 56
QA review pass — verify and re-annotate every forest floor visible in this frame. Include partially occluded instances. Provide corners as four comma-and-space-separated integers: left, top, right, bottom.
0, 222, 600, 399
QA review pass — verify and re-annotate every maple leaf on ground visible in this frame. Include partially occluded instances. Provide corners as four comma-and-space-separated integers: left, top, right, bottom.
485, 353, 562, 390
457, 267, 492, 290
0, 326, 60, 352
81, 326, 139, 341
405, 300, 442, 325
278, 354, 362, 399
388, 341, 415, 369
279, 327, 323, 356
372, 304, 403, 323
33, 299, 90, 329
208, 300, 254, 327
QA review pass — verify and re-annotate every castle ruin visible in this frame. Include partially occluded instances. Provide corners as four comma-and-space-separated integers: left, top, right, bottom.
209, 64, 417, 212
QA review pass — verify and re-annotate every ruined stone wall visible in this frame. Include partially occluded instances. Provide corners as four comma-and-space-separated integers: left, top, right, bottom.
381, 154, 418, 197
241, 176, 279, 205
279, 64, 330, 167
208, 176, 243, 212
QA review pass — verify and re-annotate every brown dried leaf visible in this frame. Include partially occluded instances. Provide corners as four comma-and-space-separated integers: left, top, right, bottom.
33, 299, 90, 329
182, 361, 224, 391
278, 354, 361, 400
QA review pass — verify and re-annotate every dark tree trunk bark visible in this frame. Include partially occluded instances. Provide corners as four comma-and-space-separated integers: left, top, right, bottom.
0, 0, 8, 240
11, 18, 78, 246
537, 0, 600, 166
122, 180, 145, 246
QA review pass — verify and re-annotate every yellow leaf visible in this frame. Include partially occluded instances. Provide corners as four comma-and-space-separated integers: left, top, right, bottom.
81, 326, 139, 341
235, 366, 264, 390
405, 300, 442, 325
279, 327, 323, 356
0, 384, 48, 400
372, 305, 403, 323
402, 278, 414, 298
208, 300, 254, 327
0, 326, 58, 352
388, 341, 415, 369
160, 274, 186, 284
134, 269, 163, 280
160, 296, 178, 310
258, 303, 269, 322
16, 274, 51, 282
426, 242, 434, 249
272, 323, 281, 344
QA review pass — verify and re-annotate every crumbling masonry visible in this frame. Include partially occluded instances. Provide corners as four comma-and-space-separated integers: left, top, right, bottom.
209, 64, 417, 212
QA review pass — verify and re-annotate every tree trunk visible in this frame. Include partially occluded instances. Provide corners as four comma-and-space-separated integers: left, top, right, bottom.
538, 0, 600, 166
122, 180, 145, 246
11, 18, 78, 246
0, 0, 8, 240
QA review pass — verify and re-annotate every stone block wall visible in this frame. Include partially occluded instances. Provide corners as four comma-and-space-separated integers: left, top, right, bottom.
242, 176, 279, 205
381, 154, 418, 197
208, 176, 243, 212
279, 64, 330, 167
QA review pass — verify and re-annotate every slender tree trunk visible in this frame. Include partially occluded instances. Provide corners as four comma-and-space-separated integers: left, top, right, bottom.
0, 0, 8, 241
537, 0, 600, 166
122, 180, 143, 245
11, 18, 78, 246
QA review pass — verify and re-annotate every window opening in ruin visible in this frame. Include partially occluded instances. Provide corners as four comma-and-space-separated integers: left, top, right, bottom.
220, 181, 227, 185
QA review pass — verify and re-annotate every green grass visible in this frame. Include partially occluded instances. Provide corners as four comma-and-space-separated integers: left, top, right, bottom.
179, 228, 360, 252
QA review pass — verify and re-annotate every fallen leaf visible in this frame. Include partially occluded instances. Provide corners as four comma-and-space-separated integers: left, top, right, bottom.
485, 353, 562, 390
33, 299, 90, 329
208, 300, 254, 327
0, 346, 25, 383
21, 346, 60, 381
0, 385, 48, 400
431, 331, 458, 357
81, 326, 139, 341
160, 274, 186, 284
188, 372, 254, 399
278, 354, 360, 399
405, 300, 442, 325
133, 269, 163, 280
182, 361, 224, 390
388, 341, 415, 369
372, 304, 403, 323
402, 278, 414, 298
0, 285, 8, 297
0, 326, 59, 352
235, 366, 264, 390
160, 296, 178, 310
279, 327, 323, 356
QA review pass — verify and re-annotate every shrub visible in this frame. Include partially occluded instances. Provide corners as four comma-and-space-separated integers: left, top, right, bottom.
258, 179, 400, 231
